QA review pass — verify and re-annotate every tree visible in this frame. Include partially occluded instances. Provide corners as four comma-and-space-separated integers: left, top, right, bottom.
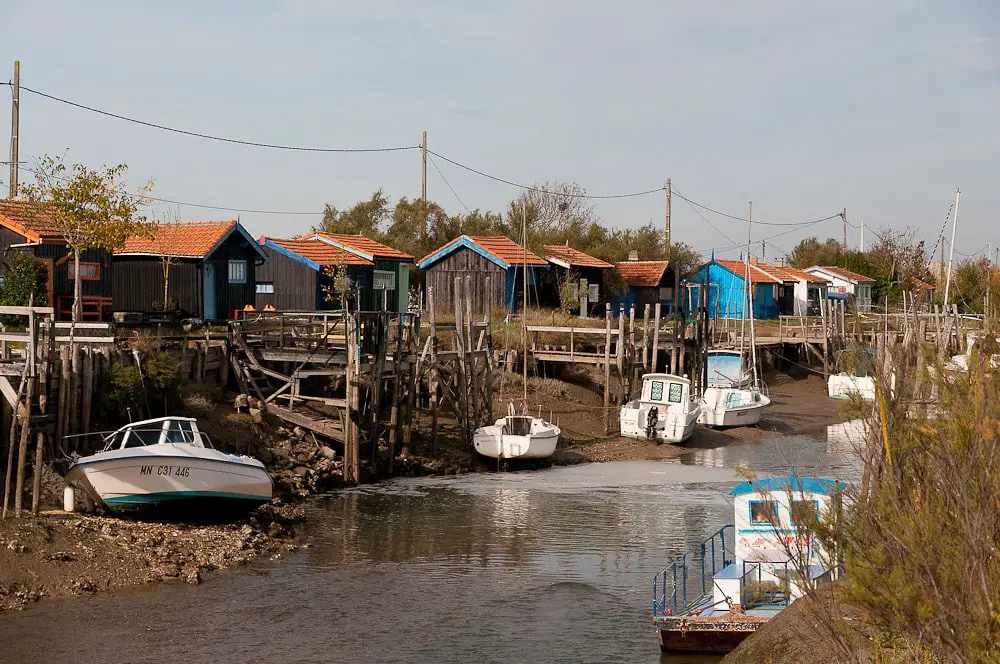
21, 156, 153, 321
386, 197, 449, 258
0, 252, 48, 322
316, 190, 390, 238
864, 227, 926, 303
666, 242, 702, 279
507, 182, 598, 237
787, 237, 843, 268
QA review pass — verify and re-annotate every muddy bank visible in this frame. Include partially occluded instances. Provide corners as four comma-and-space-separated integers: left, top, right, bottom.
0, 503, 303, 613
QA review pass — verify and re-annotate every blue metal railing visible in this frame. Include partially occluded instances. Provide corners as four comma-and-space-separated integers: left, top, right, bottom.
652, 524, 734, 617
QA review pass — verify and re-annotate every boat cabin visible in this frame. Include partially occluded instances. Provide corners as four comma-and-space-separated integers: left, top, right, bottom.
706, 350, 750, 388
620, 373, 700, 443
102, 417, 210, 451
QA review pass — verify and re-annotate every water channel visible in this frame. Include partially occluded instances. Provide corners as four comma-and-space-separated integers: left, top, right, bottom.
1, 428, 861, 664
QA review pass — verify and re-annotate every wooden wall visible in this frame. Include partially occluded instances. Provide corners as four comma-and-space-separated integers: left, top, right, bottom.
112, 258, 201, 316
424, 247, 506, 314
255, 246, 319, 311
205, 232, 259, 318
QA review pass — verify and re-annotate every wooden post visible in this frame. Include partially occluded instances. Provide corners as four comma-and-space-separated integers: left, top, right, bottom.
1, 365, 26, 519
13, 377, 33, 517
81, 348, 93, 435
31, 431, 43, 516
603, 303, 611, 434
672, 269, 681, 373
402, 313, 418, 451
820, 298, 830, 375
69, 345, 80, 436
617, 304, 626, 403
651, 303, 661, 373
345, 312, 359, 484
388, 315, 402, 470
465, 275, 481, 429
642, 304, 650, 372
454, 278, 470, 439
57, 346, 70, 443
428, 288, 439, 455
483, 277, 494, 423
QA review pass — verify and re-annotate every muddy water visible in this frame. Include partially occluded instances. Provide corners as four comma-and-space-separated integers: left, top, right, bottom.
1, 431, 858, 664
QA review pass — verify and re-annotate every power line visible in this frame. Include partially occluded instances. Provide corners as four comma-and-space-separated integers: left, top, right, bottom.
12, 83, 420, 153
428, 153, 470, 214
671, 187, 842, 227
675, 191, 739, 247
427, 149, 665, 199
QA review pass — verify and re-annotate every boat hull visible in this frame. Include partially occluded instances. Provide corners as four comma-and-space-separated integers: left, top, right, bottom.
657, 627, 753, 654
827, 374, 876, 401
698, 389, 771, 428
66, 446, 272, 511
620, 405, 700, 443
472, 419, 560, 460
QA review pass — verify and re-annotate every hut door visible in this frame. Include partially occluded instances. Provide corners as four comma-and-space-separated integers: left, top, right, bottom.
203, 263, 217, 319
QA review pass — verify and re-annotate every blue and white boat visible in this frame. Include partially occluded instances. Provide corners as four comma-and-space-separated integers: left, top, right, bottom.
650, 473, 846, 654
66, 416, 272, 511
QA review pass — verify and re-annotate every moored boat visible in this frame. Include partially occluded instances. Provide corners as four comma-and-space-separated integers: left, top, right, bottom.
698, 386, 770, 427
650, 473, 847, 654
473, 405, 561, 460
620, 373, 700, 443
66, 416, 272, 511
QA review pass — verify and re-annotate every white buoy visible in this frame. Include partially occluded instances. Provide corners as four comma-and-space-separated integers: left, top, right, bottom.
63, 486, 76, 512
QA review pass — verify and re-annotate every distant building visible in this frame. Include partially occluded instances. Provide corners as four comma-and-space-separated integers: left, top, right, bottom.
540, 244, 613, 314
909, 276, 936, 308
303, 232, 414, 313
256, 237, 374, 311
417, 235, 548, 313
113, 220, 266, 320
615, 259, 677, 313
693, 259, 781, 319
804, 266, 876, 312
0, 200, 113, 320
751, 263, 831, 316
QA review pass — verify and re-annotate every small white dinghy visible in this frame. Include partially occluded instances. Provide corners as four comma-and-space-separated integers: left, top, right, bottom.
66, 416, 272, 511
827, 348, 884, 402
473, 404, 561, 460
698, 386, 770, 428
621, 374, 701, 444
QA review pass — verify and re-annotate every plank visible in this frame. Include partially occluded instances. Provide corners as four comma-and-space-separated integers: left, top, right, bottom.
266, 404, 345, 443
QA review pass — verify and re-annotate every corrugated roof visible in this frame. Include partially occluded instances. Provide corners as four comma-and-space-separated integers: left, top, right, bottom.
806, 265, 876, 283
266, 237, 372, 266
543, 245, 613, 269
714, 259, 781, 284
308, 231, 413, 261
0, 199, 66, 243
117, 220, 237, 257
418, 235, 547, 268
617, 260, 669, 287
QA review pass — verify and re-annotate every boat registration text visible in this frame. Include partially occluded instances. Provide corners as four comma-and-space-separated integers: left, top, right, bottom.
139, 465, 191, 477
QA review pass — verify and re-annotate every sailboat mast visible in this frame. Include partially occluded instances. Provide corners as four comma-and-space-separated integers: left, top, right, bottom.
943, 188, 961, 308
522, 202, 529, 407
745, 201, 759, 387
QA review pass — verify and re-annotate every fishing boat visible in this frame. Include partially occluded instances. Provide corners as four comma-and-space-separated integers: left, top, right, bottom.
698, 385, 770, 427
473, 403, 561, 459
650, 473, 846, 654
620, 373, 701, 444
827, 348, 880, 401
705, 350, 752, 388
65, 416, 272, 511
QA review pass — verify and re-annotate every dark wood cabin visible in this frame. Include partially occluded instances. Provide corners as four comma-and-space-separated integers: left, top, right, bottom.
113, 220, 266, 320
304, 232, 414, 313
417, 235, 549, 314
256, 237, 374, 311
0, 200, 114, 320
540, 244, 614, 315
614, 260, 677, 314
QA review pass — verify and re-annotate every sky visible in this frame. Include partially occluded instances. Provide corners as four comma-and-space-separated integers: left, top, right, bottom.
2, 0, 999, 261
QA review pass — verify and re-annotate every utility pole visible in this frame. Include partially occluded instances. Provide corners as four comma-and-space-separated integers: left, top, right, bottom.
943, 188, 961, 308
841, 207, 847, 250
421, 130, 427, 204
664, 178, 671, 256
8, 60, 19, 199
761, 240, 766, 262
860, 219, 865, 252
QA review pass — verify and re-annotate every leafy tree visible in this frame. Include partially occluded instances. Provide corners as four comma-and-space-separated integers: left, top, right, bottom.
21, 156, 154, 321
952, 258, 992, 313
787, 237, 843, 268
316, 189, 390, 237
666, 242, 702, 279
386, 197, 449, 258
0, 252, 48, 324
864, 227, 926, 304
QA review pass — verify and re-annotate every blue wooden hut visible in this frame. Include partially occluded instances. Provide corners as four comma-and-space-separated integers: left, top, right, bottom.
693, 259, 781, 320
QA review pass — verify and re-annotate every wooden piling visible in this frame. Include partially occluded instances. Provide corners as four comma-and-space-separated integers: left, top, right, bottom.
428, 288, 440, 455
31, 431, 43, 516
81, 348, 94, 435
651, 303, 661, 373
13, 377, 33, 517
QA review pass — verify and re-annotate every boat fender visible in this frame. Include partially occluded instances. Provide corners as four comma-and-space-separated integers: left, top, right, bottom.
645, 406, 659, 439
63, 486, 75, 513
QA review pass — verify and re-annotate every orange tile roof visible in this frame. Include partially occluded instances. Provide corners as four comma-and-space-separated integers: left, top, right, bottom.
543, 245, 613, 269
807, 265, 876, 283
617, 260, 669, 287
418, 235, 547, 267
911, 276, 935, 290
266, 237, 372, 266
117, 220, 237, 257
714, 259, 781, 284
0, 199, 67, 243
308, 231, 413, 260
754, 263, 830, 283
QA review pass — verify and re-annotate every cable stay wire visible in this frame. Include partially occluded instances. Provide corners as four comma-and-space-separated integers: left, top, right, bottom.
428, 153, 471, 214
671, 186, 842, 227
13, 83, 419, 153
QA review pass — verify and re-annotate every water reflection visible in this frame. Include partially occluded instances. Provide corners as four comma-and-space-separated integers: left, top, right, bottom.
0, 433, 854, 664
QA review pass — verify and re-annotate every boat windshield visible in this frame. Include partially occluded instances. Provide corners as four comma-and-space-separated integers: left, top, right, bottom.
165, 419, 198, 444
112, 419, 203, 449
121, 426, 165, 448
502, 416, 532, 436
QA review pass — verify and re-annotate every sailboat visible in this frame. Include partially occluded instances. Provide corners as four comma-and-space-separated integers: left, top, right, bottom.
472, 204, 561, 461
698, 203, 770, 428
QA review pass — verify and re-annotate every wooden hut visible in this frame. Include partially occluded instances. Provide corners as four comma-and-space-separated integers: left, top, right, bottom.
0, 200, 113, 320
303, 232, 414, 312
417, 235, 548, 314
540, 244, 614, 314
614, 259, 677, 313
693, 259, 782, 320
113, 220, 266, 320
256, 237, 374, 311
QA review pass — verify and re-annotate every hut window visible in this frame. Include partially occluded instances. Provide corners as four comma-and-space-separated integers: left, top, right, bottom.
68, 261, 100, 280
228, 260, 247, 284
749, 500, 779, 525
256, 282, 275, 294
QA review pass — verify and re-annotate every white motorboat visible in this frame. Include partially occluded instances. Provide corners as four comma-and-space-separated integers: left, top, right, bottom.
473, 405, 561, 460
705, 350, 752, 388
66, 416, 272, 511
698, 386, 771, 427
620, 373, 701, 444
827, 348, 883, 402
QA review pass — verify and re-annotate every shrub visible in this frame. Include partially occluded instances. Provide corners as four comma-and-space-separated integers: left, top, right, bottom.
0, 252, 48, 325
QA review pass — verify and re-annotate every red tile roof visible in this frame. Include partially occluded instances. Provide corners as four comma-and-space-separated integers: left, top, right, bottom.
617, 260, 670, 287
754, 263, 831, 284
418, 235, 547, 267
543, 245, 613, 269
911, 276, 935, 290
806, 265, 876, 283
0, 199, 67, 243
307, 231, 413, 261
714, 259, 781, 284
117, 220, 236, 257
266, 237, 372, 266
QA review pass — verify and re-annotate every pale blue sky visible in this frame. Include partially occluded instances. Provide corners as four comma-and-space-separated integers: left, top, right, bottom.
3, 1, 999, 260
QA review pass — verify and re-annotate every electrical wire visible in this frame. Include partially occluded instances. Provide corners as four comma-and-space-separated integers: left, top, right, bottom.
671, 187, 842, 227
14, 83, 420, 153
428, 153, 471, 214
675, 190, 739, 247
